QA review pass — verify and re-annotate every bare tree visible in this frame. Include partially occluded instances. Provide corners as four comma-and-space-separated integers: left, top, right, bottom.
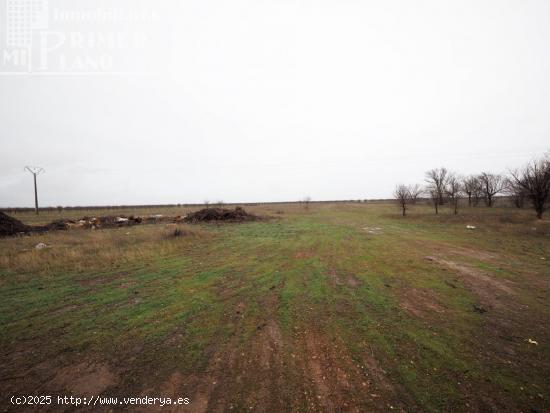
446, 174, 462, 215
428, 188, 440, 214
510, 157, 550, 219
478, 172, 507, 207
505, 178, 528, 208
425, 168, 448, 206
473, 182, 484, 206
462, 175, 480, 207
408, 184, 423, 205
394, 185, 411, 216
303, 196, 312, 210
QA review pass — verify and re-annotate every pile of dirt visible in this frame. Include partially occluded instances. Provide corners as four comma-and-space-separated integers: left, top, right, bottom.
0, 208, 257, 237
92, 216, 143, 228
183, 207, 259, 223
0, 212, 32, 237
42, 216, 146, 231
45, 219, 73, 231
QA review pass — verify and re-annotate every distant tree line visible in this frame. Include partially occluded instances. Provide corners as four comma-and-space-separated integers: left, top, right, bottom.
394, 152, 550, 219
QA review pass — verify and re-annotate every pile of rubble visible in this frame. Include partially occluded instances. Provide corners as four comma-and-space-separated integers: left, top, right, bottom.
0, 212, 32, 237
44, 214, 172, 230
183, 207, 259, 223
0, 208, 260, 237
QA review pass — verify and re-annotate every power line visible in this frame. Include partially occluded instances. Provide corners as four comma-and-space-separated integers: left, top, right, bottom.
24, 166, 45, 215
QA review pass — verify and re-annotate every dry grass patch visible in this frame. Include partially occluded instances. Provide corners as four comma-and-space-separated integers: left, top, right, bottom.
0, 224, 211, 277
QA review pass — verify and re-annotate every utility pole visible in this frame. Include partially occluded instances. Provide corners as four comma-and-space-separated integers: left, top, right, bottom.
24, 166, 45, 215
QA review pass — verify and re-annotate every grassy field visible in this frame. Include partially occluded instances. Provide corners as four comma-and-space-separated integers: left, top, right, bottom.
1, 202, 549, 412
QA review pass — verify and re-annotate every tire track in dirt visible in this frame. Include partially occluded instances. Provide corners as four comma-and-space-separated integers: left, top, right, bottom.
290, 329, 413, 412
136, 269, 252, 413
181, 297, 248, 413
237, 278, 288, 412
424, 256, 516, 310
164, 278, 289, 413
140, 300, 245, 413
289, 260, 416, 411
423, 254, 550, 412
398, 287, 447, 318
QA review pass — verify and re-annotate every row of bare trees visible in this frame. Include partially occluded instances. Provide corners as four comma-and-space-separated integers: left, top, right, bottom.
394, 153, 550, 219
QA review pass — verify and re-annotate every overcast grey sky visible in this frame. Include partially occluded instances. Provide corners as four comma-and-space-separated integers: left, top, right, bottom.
1, 0, 549, 207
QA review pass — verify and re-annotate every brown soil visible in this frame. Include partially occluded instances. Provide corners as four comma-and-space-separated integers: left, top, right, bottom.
327, 269, 362, 288
290, 329, 412, 412
449, 246, 498, 261
0, 212, 32, 236
346, 275, 362, 287
399, 287, 446, 318
294, 250, 316, 260
183, 207, 259, 223
422, 252, 550, 412
424, 256, 516, 309
51, 362, 118, 396
328, 269, 343, 285
141, 278, 405, 413
413, 240, 499, 263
